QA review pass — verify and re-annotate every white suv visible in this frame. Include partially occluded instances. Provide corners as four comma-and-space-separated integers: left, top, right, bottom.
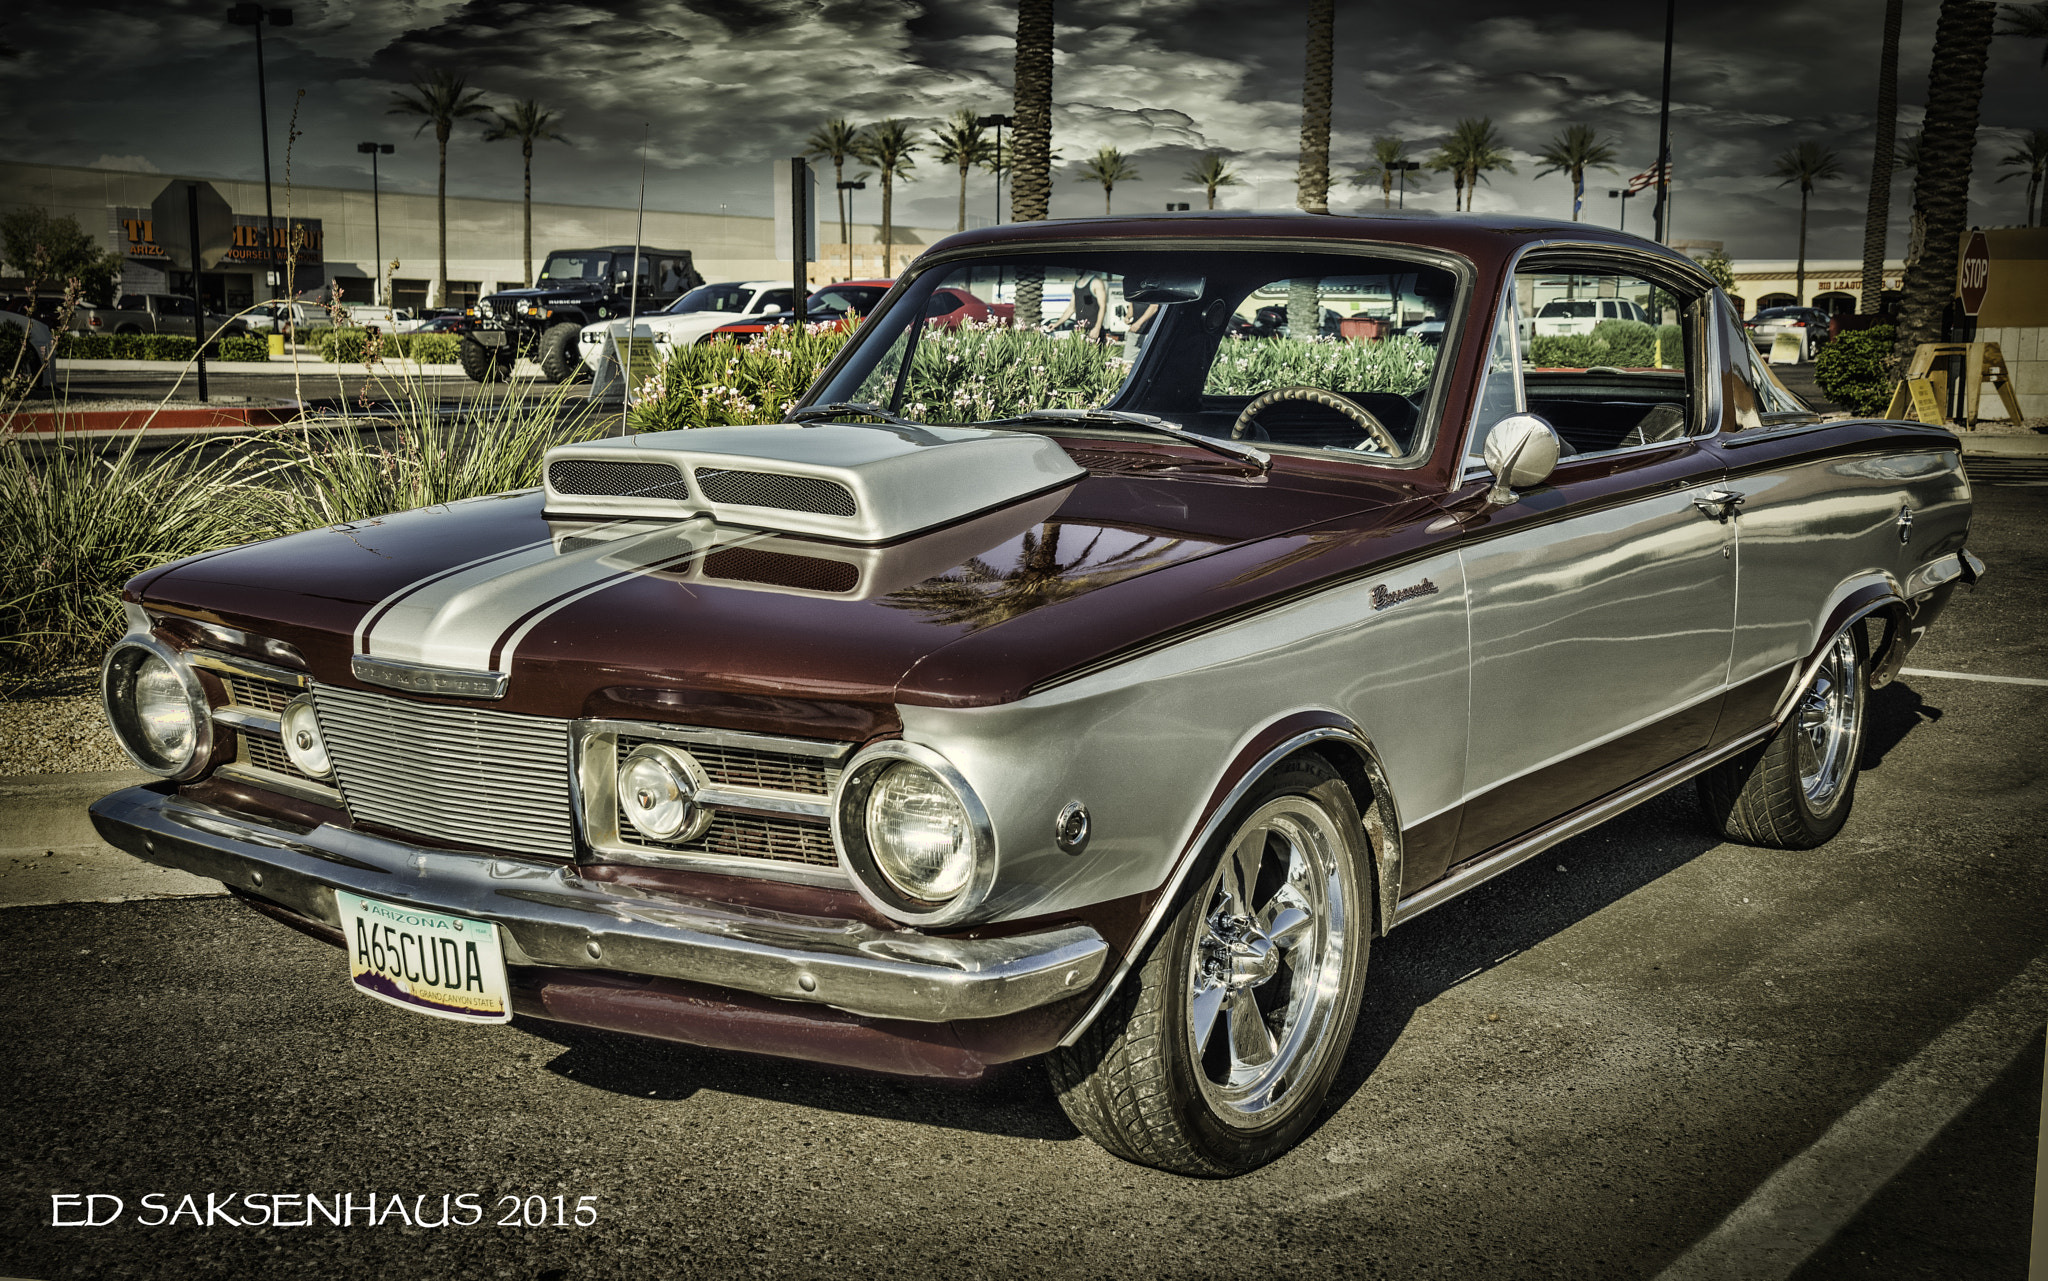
1529, 297, 1651, 338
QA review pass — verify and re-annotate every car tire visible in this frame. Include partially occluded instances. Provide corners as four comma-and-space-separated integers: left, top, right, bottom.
1049, 753, 1370, 1177
538, 322, 585, 383
458, 335, 513, 383
1698, 621, 1868, 850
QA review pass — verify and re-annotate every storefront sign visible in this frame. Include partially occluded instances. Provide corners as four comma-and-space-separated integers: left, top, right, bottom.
115, 207, 323, 267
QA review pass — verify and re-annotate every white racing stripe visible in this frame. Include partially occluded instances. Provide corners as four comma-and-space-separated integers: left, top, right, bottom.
1899, 667, 2048, 688
1652, 953, 2048, 1281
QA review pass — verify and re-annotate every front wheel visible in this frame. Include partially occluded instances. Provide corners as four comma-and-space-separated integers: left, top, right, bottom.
458, 335, 513, 383
1699, 621, 1868, 849
538, 322, 585, 383
1050, 753, 1370, 1176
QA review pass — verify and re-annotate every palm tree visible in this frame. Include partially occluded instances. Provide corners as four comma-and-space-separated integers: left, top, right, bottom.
805, 118, 863, 272
1075, 147, 1140, 215
1295, 0, 1335, 214
1895, 130, 1927, 269
1424, 135, 1467, 211
1183, 151, 1243, 210
388, 69, 492, 308
1457, 117, 1516, 209
1533, 125, 1619, 221
1010, 0, 1055, 326
1997, 128, 2048, 224
1997, 2, 2048, 64
932, 110, 995, 233
1351, 136, 1420, 209
1895, 0, 1999, 364
481, 99, 568, 288
853, 119, 919, 277
1858, 0, 1905, 314
1773, 142, 1845, 305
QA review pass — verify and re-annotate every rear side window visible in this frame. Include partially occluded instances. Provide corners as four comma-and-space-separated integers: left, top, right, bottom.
759, 289, 794, 312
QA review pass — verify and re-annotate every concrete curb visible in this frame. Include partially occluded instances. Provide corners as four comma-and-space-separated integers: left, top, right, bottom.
0, 771, 224, 906
1958, 435, 2048, 457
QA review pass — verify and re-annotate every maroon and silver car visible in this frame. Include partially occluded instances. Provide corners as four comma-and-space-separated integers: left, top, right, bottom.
91, 213, 1980, 1176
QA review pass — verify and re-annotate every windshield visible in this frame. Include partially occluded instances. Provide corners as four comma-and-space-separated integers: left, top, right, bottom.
538, 253, 612, 283
1538, 300, 1598, 318
668, 283, 752, 314
809, 249, 1461, 460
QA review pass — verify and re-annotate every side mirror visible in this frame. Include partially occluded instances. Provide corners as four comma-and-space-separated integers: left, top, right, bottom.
1481, 413, 1563, 505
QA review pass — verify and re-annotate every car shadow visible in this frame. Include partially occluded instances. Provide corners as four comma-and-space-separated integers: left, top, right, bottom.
1862, 679, 1942, 773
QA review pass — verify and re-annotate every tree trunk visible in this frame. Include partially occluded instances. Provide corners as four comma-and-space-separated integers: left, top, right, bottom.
1895, 0, 1996, 364
1796, 186, 1810, 305
1103, 184, 1112, 216
1453, 171, 1465, 211
1295, 0, 1334, 215
882, 173, 895, 277
835, 159, 848, 279
1571, 170, 1583, 221
436, 124, 449, 308
1010, 0, 1055, 326
1860, 0, 1903, 313
1382, 174, 1392, 208
957, 164, 968, 233
522, 141, 534, 287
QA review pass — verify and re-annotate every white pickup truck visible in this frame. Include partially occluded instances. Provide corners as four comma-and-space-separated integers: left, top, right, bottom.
72, 294, 251, 338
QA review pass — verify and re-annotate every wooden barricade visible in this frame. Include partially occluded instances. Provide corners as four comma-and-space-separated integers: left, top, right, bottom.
1884, 342, 2025, 427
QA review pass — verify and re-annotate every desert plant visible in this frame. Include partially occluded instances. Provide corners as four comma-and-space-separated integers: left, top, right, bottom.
1815, 325, 1900, 415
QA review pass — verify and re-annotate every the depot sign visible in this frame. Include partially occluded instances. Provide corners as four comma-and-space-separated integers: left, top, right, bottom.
115, 206, 323, 268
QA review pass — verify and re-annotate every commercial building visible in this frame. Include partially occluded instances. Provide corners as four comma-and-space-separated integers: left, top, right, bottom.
0, 160, 950, 312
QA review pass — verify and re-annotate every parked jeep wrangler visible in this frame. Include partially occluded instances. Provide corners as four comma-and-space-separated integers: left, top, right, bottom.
461, 246, 702, 383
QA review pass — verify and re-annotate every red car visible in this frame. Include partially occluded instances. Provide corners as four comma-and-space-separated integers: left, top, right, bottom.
703, 279, 1011, 344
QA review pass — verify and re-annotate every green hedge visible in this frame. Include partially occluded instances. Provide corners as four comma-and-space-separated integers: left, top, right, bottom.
315, 327, 464, 365
1526, 319, 1686, 370
1814, 326, 1897, 417
54, 332, 268, 362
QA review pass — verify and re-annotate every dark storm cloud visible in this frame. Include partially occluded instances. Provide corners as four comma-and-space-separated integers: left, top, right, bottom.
2, 0, 2041, 259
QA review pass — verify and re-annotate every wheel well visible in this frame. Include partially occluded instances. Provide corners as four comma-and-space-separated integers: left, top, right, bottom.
1293, 740, 1400, 938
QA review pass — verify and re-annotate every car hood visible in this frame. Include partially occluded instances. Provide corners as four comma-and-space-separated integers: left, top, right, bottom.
134, 450, 1436, 721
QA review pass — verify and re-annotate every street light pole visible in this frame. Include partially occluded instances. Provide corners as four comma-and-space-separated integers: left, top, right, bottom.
837, 180, 865, 276
357, 142, 393, 306
976, 113, 1014, 224
1609, 188, 1637, 233
227, 6, 292, 301
1396, 160, 1420, 209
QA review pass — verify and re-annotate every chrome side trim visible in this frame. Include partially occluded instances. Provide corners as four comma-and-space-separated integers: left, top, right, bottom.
216, 763, 346, 808
350, 654, 508, 701
1905, 548, 1983, 599
89, 787, 1106, 1024
163, 619, 307, 669
187, 649, 311, 690
576, 718, 854, 761
1390, 722, 1775, 926
1056, 724, 1391, 1048
213, 707, 281, 737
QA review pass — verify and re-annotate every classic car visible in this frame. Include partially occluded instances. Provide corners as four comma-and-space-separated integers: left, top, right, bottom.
90, 211, 1980, 1177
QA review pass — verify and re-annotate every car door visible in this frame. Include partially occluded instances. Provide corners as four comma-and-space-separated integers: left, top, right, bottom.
1453, 254, 1736, 861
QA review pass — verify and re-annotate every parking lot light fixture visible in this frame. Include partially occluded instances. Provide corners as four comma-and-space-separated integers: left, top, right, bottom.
976, 114, 1014, 223
227, 5, 292, 299
357, 142, 394, 306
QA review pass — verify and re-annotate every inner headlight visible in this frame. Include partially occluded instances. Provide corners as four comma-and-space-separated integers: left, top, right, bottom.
865, 762, 974, 901
102, 636, 210, 779
835, 743, 994, 925
617, 743, 707, 842
280, 696, 332, 778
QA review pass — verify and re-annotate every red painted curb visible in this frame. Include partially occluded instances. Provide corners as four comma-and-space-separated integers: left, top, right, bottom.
1, 405, 302, 435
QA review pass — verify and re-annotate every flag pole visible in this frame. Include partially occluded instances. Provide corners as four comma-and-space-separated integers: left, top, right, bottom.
622, 123, 647, 435
1652, 0, 1676, 243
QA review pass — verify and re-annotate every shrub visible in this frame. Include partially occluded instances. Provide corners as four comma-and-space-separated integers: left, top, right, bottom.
319, 328, 466, 365
628, 325, 854, 431
1203, 333, 1436, 398
1814, 326, 1897, 416
1525, 319, 1687, 370
49, 332, 266, 361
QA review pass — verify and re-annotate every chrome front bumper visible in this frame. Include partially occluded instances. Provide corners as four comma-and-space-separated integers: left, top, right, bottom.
89, 787, 1107, 1024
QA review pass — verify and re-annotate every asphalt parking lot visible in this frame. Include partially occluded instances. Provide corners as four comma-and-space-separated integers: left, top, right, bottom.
0, 469, 2042, 1281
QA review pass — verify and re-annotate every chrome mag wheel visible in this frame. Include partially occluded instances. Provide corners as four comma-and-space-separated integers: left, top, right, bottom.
1796, 628, 1866, 816
1185, 795, 1351, 1124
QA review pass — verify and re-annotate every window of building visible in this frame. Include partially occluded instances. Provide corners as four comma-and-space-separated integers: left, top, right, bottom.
391, 279, 428, 313
329, 276, 375, 306
445, 281, 481, 309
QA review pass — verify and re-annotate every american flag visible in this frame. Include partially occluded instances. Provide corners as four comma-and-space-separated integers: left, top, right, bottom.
1628, 162, 1672, 194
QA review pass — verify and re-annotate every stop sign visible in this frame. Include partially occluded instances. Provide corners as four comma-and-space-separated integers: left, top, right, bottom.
150, 180, 235, 274
1958, 230, 1991, 316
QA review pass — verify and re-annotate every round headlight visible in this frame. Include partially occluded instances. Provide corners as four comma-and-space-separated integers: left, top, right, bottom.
102, 636, 211, 779
618, 743, 708, 842
865, 762, 975, 902
280, 696, 332, 778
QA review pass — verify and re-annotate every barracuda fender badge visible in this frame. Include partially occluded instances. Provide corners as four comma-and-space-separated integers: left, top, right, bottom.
1370, 578, 1440, 612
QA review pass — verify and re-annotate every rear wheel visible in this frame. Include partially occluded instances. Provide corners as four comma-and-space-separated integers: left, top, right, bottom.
538, 322, 585, 383
1699, 621, 1868, 849
1050, 753, 1370, 1176
458, 335, 513, 383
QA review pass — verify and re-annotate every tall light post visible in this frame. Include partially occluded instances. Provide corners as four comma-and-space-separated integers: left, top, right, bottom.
837, 179, 865, 276
356, 142, 393, 305
976, 113, 1014, 224
1608, 187, 1639, 233
226, 5, 292, 301
1395, 159, 1420, 209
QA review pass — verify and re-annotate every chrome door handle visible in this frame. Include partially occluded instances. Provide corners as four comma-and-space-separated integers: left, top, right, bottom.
1693, 489, 1745, 521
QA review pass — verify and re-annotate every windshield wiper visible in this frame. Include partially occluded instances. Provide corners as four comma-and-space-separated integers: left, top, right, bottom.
1007, 408, 1271, 472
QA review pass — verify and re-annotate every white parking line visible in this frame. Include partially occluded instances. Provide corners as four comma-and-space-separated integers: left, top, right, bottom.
1899, 667, 2048, 687
1652, 954, 2048, 1281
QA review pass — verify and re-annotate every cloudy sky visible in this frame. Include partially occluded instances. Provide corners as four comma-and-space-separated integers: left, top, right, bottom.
3, 0, 2042, 262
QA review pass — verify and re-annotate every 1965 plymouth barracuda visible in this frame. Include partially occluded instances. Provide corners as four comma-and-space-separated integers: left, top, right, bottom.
91, 212, 1980, 1176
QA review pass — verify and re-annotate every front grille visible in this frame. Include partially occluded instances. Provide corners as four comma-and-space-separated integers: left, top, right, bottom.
622, 735, 842, 796
224, 674, 297, 714
694, 469, 857, 516
615, 810, 838, 868
549, 458, 692, 500
701, 547, 859, 593
313, 684, 575, 859
240, 733, 311, 780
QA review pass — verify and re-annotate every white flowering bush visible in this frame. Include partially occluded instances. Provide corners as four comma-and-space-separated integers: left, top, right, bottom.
626, 321, 853, 431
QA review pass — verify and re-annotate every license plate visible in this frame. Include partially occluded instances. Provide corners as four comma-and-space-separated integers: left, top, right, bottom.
335, 891, 511, 1023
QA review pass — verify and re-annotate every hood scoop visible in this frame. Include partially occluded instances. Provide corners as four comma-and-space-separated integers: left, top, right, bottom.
544, 421, 1084, 544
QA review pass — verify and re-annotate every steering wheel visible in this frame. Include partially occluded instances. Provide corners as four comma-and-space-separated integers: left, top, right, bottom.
1229, 385, 1401, 454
